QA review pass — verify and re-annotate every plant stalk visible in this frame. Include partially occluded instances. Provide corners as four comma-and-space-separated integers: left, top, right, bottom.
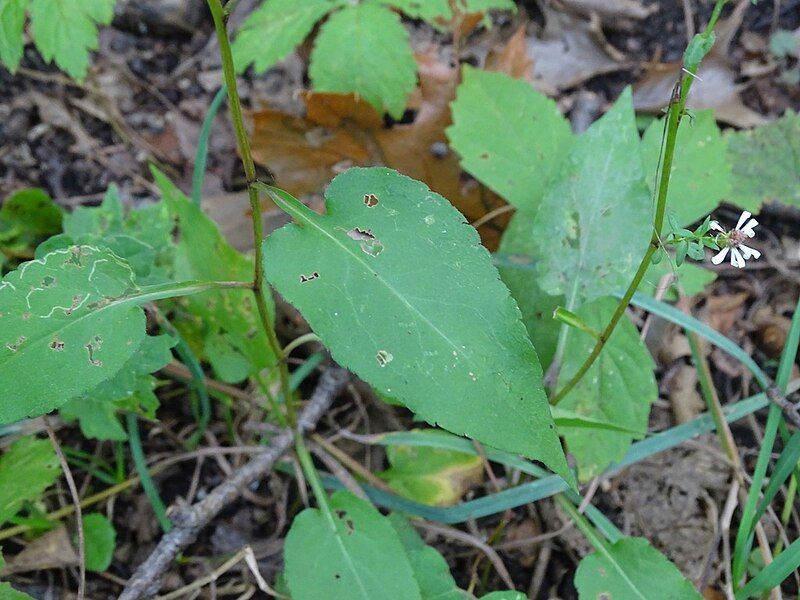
206, 0, 294, 425
551, 0, 728, 405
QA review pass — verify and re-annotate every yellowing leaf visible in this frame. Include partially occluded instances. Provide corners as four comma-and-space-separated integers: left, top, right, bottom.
380, 440, 483, 506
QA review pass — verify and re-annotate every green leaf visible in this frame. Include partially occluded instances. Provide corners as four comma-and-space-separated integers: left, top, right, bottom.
153, 168, 278, 383
80, 513, 116, 572
447, 67, 573, 209
0, 581, 35, 600
51, 184, 174, 285
556, 297, 657, 481
0, 437, 61, 525
284, 491, 422, 600
261, 168, 572, 484
380, 442, 483, 506
737, 536, 800, 598
0, 188, 62, 242
495, 228, 564, 370
0, 0, 27, 72
551, 407, 648, 436
28, 0, 114, 79
726, 110, 800, 211
525, 88, 652, 307
232, 0, 342, 73
640, 110, 731, 232
0, 246, 149, 424
0, 188, 63, 274
575, 537, 702, 600
60, 334, 175, 440
458, 0, 516, 12
203, 331, 251, 383
61, 398, 127, 440
309, 3, 416, 118
375, 0, 452, 24
387, 514, 469, 600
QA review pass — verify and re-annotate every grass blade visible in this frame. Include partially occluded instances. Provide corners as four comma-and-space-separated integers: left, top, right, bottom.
737, 536, 800, 599
191, 85, 227, 206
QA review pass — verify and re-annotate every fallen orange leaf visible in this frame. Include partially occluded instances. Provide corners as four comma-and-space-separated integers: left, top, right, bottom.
248, 48, 536, 249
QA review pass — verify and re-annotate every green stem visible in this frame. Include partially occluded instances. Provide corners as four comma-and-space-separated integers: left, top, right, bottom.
294, 432, 337, 529
551, 0, 728, 405
206, 0, 294, 426
554, 494, 610, 554
192, 85, 227, 206
126, 413, 172, 533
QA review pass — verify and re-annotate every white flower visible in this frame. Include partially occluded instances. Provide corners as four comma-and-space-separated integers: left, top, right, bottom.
735, 210, 759, 238
710, 211, 761, 269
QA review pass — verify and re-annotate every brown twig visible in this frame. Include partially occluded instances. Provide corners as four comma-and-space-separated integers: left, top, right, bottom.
119, 368, 349, 600
415, 521, 516, 590
43, 415, 85, 600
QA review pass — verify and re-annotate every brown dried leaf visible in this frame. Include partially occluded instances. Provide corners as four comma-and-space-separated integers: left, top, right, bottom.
702, 292, 750, 336
248, 54, 513, 248
248, 107, 370, 197
528, 7, 626, 92
669, 364, 704, 424
485, 25, 534, 80
1, 526, 79, 575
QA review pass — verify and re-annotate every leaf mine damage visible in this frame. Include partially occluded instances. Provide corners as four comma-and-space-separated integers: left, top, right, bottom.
346, 227, 384, 257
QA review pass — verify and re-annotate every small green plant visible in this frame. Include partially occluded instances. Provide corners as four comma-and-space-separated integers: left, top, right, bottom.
0, 0, 115, 79
232, 0, 515, 117
1, 0, 800, 598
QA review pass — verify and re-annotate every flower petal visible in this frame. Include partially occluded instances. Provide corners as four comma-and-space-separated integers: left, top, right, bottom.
736, 210, 752, 230
711, 247, 729, 265
709, 220, 725, 232
739, 244, 761, 260
731, 248, 745, 268
741, 218, 759, 237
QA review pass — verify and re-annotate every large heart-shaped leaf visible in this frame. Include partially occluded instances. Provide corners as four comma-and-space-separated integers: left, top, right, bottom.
284, 491, 422, 600
262, 168, 572, 484
0, 246, 147, 423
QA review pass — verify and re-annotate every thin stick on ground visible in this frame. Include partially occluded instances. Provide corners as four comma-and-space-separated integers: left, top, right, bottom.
119, 368, 349, 600
43, 415, 86, 600
415, 521, 516, 590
